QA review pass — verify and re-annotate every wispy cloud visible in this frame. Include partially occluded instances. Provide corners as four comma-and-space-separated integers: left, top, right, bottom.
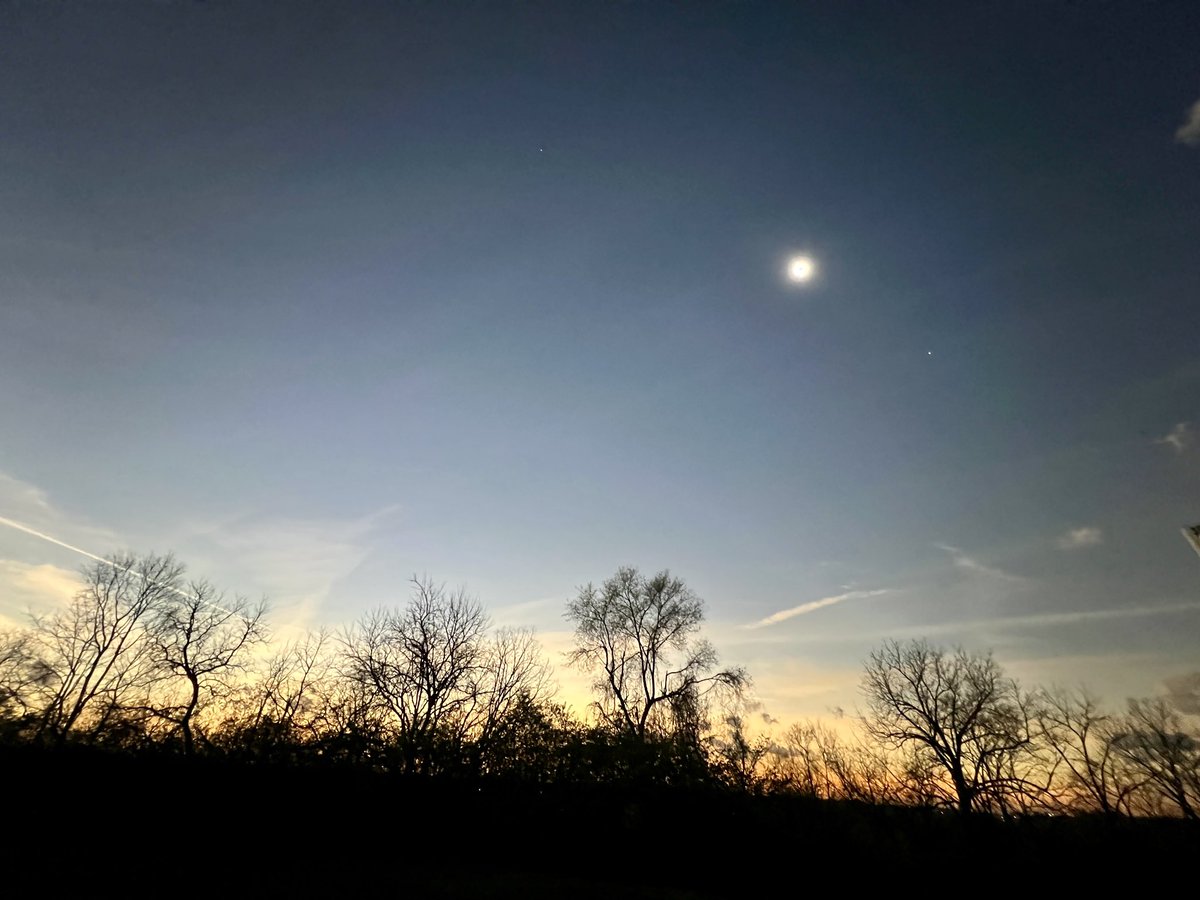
0, 470, 120, 550
1058, 526, 1103, 550
1176, 99, 1200, 147
1156, 421, 1190, 453
935, 543, 1026, 582
187, 506, 399, 633
0, 468, 401, 639
0, 472, 53, 518
746, 588, 890, 629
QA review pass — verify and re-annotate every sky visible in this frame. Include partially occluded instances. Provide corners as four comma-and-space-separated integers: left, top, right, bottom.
1, 0, 1198, 731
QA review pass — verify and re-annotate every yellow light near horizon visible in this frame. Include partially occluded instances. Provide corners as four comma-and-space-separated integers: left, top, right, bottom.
787, 255, 816, 283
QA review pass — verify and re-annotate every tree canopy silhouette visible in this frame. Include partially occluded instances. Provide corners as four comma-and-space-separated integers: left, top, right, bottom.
565, 566, 747, 742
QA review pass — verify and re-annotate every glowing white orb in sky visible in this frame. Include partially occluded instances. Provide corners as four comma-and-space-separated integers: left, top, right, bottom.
787, 255, 816, 283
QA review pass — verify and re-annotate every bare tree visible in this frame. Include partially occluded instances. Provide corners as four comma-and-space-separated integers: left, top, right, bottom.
1110, 696, 1199, 820
859, 638, 1042, 814
1036, 685, 1138, 815
149, 580, 269, 755
766, 720, 842, 799
228, 627, 338, 750
565, 566, 748, 741
475, 626, 554, 744
29, 553, 185, 743
713, 711, 772, 793
1163, 671, 1200, 715
766, 718, 909, 804
340, 576, 492, 771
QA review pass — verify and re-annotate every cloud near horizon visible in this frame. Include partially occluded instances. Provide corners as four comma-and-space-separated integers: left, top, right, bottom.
0, 559, 82, 626
1176, 99, 1200, 147
746, 588, 890, 629
1058, 526, 1103, 550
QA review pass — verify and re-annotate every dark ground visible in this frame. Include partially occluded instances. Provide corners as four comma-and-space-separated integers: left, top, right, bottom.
6, 745, 1194, 896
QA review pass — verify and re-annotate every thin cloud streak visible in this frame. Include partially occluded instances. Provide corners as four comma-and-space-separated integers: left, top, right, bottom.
1058, 526, 1103, 550
773, 599, 1200, 647
491, 595, 562, 627
746, 588, 890, 629
911, 600, 1200, 638
935, 543, 1026, 582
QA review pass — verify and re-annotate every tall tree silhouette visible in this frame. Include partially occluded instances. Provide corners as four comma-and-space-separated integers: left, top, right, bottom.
565, 566, 747, 741
860, 638, 1041, 814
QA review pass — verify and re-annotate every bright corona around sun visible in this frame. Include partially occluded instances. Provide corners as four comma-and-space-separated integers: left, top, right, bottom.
787, 255, 816, 283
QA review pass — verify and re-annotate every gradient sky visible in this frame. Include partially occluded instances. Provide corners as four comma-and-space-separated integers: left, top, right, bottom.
2, 0, 1198, 729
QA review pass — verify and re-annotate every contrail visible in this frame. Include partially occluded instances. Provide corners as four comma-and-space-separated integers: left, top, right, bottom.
746, 588, 891, 629
0, 514, 120, 569
0, 514, 231, 613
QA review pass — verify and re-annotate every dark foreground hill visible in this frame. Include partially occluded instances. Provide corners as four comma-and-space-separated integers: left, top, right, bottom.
6, 744, 1194, 897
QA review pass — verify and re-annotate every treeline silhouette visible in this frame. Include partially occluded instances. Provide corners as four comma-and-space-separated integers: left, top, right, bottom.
2, 554, 1196, 895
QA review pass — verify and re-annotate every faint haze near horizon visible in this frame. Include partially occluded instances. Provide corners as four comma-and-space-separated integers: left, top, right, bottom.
1, 0, 1198, 729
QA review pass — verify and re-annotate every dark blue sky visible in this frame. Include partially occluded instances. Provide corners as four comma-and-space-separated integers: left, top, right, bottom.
2, 0, 1197, 723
